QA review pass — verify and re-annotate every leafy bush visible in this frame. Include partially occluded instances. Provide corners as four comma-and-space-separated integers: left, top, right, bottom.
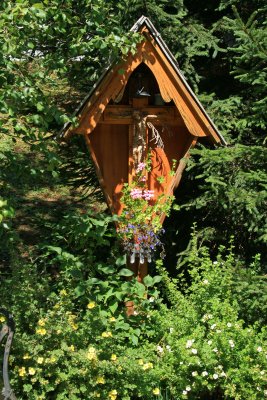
1, 213, 266, 399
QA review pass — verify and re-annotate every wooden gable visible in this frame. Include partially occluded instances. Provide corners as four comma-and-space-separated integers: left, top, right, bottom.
60, 16, 226, 217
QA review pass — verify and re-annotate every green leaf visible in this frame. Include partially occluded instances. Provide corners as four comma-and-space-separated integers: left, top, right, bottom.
143, 275, 154, 287
130, 334, 138, 346
32, 2, 44, 9
109, 300, 118, 314
99, 265, 116, 274
118, 268, 134, 277
116, 254, 126, 266
74, 285, 85, 297
152, 275, 162, 284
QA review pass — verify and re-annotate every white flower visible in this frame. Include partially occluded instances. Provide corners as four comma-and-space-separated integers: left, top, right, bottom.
186, 386, 191, 391
257, 346, 262, 352
229, 339, 235, 348
149, 297, 155, 303
192, 371, 198, 377
207, 340, 212, 345
213, 373, 219, 380
220, 372, 226, 377
191, 348, 198, 354
203, 279, 209, 285
182, 390, 187, 395
227, 323, 232, 328
216, 330, 222, 333
202, 371, 208, 377
166, 345, 172, 352
169, 328, 174, 334
186, 339, 194, 348
180, 361, 184, 365
218, 365, 223, 370
256, 386, 261, 391
203, 313, 213, 321
157, 345, 164, 353
211, 324, 216, 330
260, 370, 265, 375
213, 261, 218, 265
213, 348, 218, 353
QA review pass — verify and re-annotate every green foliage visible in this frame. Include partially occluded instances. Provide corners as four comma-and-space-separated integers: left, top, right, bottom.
1, 227, 266, 399
177, 144, 267, 261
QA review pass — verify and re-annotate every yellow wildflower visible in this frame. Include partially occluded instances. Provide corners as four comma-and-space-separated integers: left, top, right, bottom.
56, 329, 62, 334
54, 303, 60, 309
102, 331, 112, 338
46, 356, 57, 364
96, 376, 105, 384
153, 388, 160, 395
59, 289, 67, 297
36, 328, 47, 335
0, 316, 5, 323
37, 318, 46, 326
111, 354, 117, 361
68, 314, 78, 330
87, 347, 97, 361
23, 354, 31, 360
138, 359, 144, 365
109, 389, 118, 400
28, 367, 36, 375
87, 301, 96, 309
142, 362, 153, 370
109, 316, 116, 322
18, 367, 26, 377
93, 393, 101, 398
37, 357, 44, 364
69, 345, 75, 352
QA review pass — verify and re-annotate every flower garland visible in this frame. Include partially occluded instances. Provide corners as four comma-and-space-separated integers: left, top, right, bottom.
117, 157, 174, 263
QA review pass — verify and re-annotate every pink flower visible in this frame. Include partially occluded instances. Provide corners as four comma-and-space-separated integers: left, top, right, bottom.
130, 188, 143, 199
140, 176, 147, 182
143, 190, 154, 201
136, 163, 146, 173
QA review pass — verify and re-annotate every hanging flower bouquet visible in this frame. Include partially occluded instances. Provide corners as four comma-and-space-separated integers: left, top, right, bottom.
117, 159, 174, 263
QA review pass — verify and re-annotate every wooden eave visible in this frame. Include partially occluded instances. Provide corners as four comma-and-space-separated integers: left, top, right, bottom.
59, 16, 226, 146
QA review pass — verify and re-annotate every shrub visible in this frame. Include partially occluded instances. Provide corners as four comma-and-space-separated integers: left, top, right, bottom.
1, 213, 266, 399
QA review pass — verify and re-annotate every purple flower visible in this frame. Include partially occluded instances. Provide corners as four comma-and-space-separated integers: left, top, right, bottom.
136, 162, 146, 173
130, 188, 143, 199
143, 189, 154, 201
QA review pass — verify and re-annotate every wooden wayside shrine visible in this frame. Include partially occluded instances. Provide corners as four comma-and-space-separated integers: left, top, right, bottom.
59, 16, 226, 280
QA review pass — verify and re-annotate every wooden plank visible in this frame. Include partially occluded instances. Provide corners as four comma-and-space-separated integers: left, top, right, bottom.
76, 52, 143, 135
83, 133, 114, 212
140, 33, 221, 143
98, 105, 183, 126
89, 124, 129, 215
128, 125, 134, 185
169, 135, 198, 194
